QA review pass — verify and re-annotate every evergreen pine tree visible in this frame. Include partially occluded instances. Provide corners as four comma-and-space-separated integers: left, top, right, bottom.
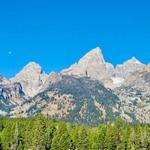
45, 120, 56, 150
51, 122, 74, 150
98, 125, 107, 150
88, 129, 100, 150
76, 126, 89, 150
32, 114, 47, 150
0, 138, 2, 150
120, 124, 131, 150
1, 121, 16, 149
12, 123, 19, 150
128, 127, 136, 150
24, 119, 35, 149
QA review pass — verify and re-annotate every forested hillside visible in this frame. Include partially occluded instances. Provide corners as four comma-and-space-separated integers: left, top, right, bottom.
0, 115, 150, 150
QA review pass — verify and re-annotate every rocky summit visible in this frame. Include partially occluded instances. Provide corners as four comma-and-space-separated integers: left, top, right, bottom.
62, 47, 114, 88
11, 62, 48, 97
0, 47, 150, 125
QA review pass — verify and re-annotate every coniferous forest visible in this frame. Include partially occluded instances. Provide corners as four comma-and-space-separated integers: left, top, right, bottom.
0, 115, 150, 150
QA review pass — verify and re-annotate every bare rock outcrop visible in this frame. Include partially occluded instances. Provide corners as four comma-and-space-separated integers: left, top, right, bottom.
11, 62, 48, 97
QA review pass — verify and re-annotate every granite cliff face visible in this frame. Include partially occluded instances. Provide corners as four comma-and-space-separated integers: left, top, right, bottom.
114, 57, 145, 83
62, 47, 114, 88
0, 77, 25, 115
0, 47, 150, 125
114, 64, 150, 123
11, 62, 48, 97
12, 75, 120, 124
62, 47, 149, 89
61, 47, 150, 123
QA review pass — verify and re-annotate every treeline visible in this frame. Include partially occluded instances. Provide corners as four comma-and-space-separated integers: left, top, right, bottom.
0, 115, 150, 150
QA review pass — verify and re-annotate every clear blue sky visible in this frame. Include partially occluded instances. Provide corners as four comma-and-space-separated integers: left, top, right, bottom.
0, 0, 150, 77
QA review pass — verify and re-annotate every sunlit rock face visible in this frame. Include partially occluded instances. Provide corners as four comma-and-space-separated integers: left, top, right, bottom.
62, 48, 148, 89
11, 62, 48, 97
0, 78, 25, 116
62, 47, 114, 87
0, 47, 150, 124
115, 57, 145, 79
12, 75, 121, 125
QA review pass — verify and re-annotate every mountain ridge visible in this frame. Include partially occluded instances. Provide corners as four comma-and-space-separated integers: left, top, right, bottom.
0, 47, 149, 125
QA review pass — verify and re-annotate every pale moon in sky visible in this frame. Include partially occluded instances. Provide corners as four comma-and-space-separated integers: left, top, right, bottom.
8, 51, 12, 55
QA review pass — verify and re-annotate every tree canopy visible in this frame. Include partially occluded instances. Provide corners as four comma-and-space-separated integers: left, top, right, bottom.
0, 116, 150, 150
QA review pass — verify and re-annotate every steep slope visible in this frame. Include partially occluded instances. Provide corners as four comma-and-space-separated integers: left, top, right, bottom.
0, 77, 25, 116
115, 57, 145, 79
12, 75, 121, 125
110, 57, 145, 88
114, 64, 150, 123
62, 47, 114, 88
62, 48, 147, 89
11, 62, 48, 97
0, 47, 149, 124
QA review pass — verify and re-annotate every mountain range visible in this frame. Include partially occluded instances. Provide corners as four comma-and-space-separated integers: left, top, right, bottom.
0, 47, 150, 125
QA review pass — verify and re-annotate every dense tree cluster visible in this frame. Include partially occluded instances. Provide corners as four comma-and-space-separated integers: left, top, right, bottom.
0, 115, 150, 150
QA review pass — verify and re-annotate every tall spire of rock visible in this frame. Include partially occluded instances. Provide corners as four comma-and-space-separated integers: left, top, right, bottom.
21, 62, 43, 74
79, 47, 105, 65
11, 62, 48, 97
62, 47, 114, 86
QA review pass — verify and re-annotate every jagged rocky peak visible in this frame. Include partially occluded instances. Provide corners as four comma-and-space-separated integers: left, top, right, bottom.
11, 61, 48, 97
79, 47, 105, 64
62, 47, 114, 87
115, 57, 145, 78
125, 57, 143, 65
20, 61, 43, 74
120, 56, 144, 67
